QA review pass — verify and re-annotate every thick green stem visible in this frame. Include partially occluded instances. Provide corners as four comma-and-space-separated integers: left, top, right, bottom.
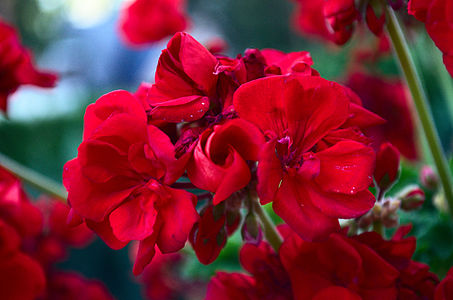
0, 152, 67, 201
384, 6, 453, 216
252, 199, 283, 252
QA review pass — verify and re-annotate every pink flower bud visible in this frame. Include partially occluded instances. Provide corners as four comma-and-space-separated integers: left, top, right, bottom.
420, 165, 439, 190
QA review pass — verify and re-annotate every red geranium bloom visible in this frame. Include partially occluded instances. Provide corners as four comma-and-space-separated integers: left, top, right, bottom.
0, 19, 57, 112
408, 0, 453, 77
234, 75, 376, 241
63, 90, 198, 275
118, 0, 188, 46
354, 225, 438, 299
206, 241, 292, 300
346, 72, 419, 160
0, 219, 46, 300
0, 166, 43, 238
144, 32, 218, 123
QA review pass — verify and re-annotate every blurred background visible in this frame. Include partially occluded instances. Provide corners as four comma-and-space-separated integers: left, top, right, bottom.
1, 0, 453, 298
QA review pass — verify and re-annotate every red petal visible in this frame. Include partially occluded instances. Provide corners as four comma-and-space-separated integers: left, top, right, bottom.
313, 287, 361, 300
272, 176, 340, 241
156, 187, 198, 253
315, 141, 375, 195
109, 193, 158, 242
150, 95, 209, 122
133, 232, 158, 275
257, 139, 284, 205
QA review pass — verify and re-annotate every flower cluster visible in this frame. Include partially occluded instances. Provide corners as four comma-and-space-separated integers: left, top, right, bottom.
0, 166, 113, 300
63, 31, 384, 273
207, 225, 440, 300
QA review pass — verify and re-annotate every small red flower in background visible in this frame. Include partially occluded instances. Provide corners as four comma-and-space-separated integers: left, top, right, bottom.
45, 272, 114, 300
346, 72, 419, 161
291, 0, 387, 45
436, 267, 453, 300
0, 19, 58, 113
408, 0, 453, 77
118, 0, 188, 46
63, 90, 198, 275
206, 240, 292, 300
234, 75, 377, 241
0, 219, 46, 300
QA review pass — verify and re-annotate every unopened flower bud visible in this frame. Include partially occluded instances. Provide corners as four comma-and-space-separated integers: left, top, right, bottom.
374, 143, 400, 194
380, 198, 401, 228
434, 192, 449, 213
241, 213, 263, 246
398, 185, 425, 211
420, 165, 439, 190
357, 211, 374, 229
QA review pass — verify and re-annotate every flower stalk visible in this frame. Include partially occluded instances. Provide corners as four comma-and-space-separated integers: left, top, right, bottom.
383, 5, 453, 216
252, 198, 283, 251
0, 152, 67, 201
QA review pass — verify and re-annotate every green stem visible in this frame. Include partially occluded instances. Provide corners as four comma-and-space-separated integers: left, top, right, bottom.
373, 221, 384, 237
384, 6, 453, 216
252, 199, 283, 252
0, 152, 67, 201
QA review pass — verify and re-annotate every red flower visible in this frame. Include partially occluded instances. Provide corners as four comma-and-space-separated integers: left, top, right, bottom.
323, 0, 358, 45
346, 72, 419, 160
292, 0, 335, 43
0, 166, 43, 238
118, 0, 188, 46
0, 219, 46, 300
145, 32, 218, 122
187, 119, 264, 204
374, 142, 400, 193
45, 272, 114, 300
0, 19, 57, 112
234, 75, 376, 241
408, 0, 453, 77
206, 241, 292, 300
281, 231, 399, 299
63, 90, 198, 275
354, 225, 438, 299
436, 267, 453, 300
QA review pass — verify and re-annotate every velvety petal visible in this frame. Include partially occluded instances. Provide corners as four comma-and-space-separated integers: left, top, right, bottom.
178, 32, 218, 94
272, 176, 340, 241
257, 139, 283, 205
156, 187, 198, 253
234, 75, 350, 152
315, 141, 375, 195
109, 192, 158, 242
150, 95, 209, 122
83, 90, 147, 140
408, 0, 431, 22
133, 232, 159, 275
63, 159, 137, 221
147, 125, 189, 184
343, 102, 386, 129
